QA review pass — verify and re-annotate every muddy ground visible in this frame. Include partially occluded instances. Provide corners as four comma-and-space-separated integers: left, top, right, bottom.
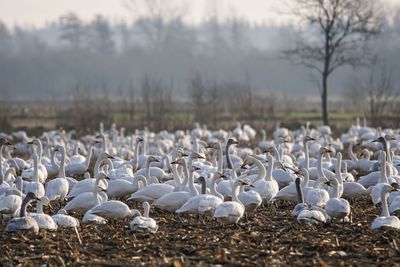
1, 196, 399, 266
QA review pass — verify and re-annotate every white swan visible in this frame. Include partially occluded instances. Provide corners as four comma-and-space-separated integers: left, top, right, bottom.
6, 192, 40, 234
130, 201, 158, 233
176, 175, 223, 216
325, 174, 350, 222
371, 152, 390, 205
90, 200, 141, 221
213, 179, 250, 225
61, 172, 108, 213
249, 155, 279, 203
45, 145, 69, 202
372, 184, 400, 230
24, 154, 45, 198
305, 176, 330, 208
153, 158, 199, 212
273, 168, 312, 203
29, 196, 58, 231
238, 179, 262, 213
22, 139, 48, 183
106, 175, 147, 199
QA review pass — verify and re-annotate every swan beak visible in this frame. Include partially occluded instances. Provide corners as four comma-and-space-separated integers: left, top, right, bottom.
240, 164, 248, 169
391, 183, 400, 191
181, 152, 188, 157
325, 181, 332, 187
4, 140, 12, 145
372, 139, 378, 143
205, 143, 215, 149
27, 141, 34, 145
170, 160, 178, 165
250, 184, 255, 188
232, 140, 239, 145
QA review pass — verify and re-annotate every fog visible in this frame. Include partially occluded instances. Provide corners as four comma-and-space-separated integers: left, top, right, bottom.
0, 4, 399, 101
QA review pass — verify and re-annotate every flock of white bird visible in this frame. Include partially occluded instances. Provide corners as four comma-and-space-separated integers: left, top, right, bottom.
1, 119, 400, 239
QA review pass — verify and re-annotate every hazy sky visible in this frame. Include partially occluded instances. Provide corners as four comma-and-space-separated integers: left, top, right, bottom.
1, 0, 398, 28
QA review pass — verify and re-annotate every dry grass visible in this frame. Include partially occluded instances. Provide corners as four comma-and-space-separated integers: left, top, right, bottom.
1, 196, 399, 266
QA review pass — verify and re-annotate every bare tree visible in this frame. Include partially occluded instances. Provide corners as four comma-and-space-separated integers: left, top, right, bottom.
59, 12, 84, 50
286, 0, 382, 125
87, 15, 115, 53
124, 0, 187, 51
345, 55, 398, 126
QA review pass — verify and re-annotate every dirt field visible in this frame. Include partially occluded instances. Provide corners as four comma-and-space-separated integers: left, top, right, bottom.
1, 195, 399, 266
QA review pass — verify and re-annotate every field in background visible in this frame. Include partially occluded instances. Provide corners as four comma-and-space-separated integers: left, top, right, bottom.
1, 97, 393, 138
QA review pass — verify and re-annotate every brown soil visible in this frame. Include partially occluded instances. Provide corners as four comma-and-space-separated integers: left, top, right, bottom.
1, 196, 399, 266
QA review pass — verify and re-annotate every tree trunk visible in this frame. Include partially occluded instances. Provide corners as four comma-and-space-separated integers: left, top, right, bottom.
321, 71, 329, 126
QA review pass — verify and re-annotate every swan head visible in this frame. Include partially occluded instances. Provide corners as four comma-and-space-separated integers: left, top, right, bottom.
171, 158, 185, 166
148, 156, 160, 164
214, 172, 227, 180
25, 192, 41, 202
294, 168, 309, 178
372, 136, 386, 144
40, 196, 51, 206
227, 138, 239, 146
190, 166, 201, 172
172, 147, 188, 157
206, 142, 220, 149
319, 146, 332, 155
136, 136, 144, 142
303, 136, 315, 143
0, 137, 12, 146
239, 178, 254, 188
54, 145, 64, 152
295, 177, 301, 187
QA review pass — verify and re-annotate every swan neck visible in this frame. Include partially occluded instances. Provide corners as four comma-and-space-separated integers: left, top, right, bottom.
182, 159, 189, 187
36, 140, 43, 162
218, 143, 223, 172
300, 171, 309, 187
349, 143, 358, 161
84, 146, 93, 169
20, 197, 31, 217
317, 151, 325, 178
36, 200, 44, 214
131, 139, 140, 171
188, 169, 198, 196
295, 180, 304, 203
264, 156, 273, 181
381, 156, 388, 184
33, 155, 39, 182
272, 147, 281, 162
144, 203, 150, 218
304, 141, 310, 169
381, 190, 390, 217
134, 175, 148, 188
225, 142, 233, 169
211, 175, 223, 199
58, 148, 66, 178
231, 182, 242, 204
171, 157, 182, 186
335, 154, 342, 185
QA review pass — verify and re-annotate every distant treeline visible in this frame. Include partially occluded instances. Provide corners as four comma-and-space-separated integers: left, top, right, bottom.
0, 8, 399, 101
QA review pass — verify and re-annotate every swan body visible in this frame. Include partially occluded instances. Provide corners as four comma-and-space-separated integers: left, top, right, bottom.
52, 213, 80, 228
372, 184, 400, 230
90, 200, 140, 220
213, 180, 249, 224
127, 183, 173, 203
130, 202, 158, 233
6, 192, 40, 234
